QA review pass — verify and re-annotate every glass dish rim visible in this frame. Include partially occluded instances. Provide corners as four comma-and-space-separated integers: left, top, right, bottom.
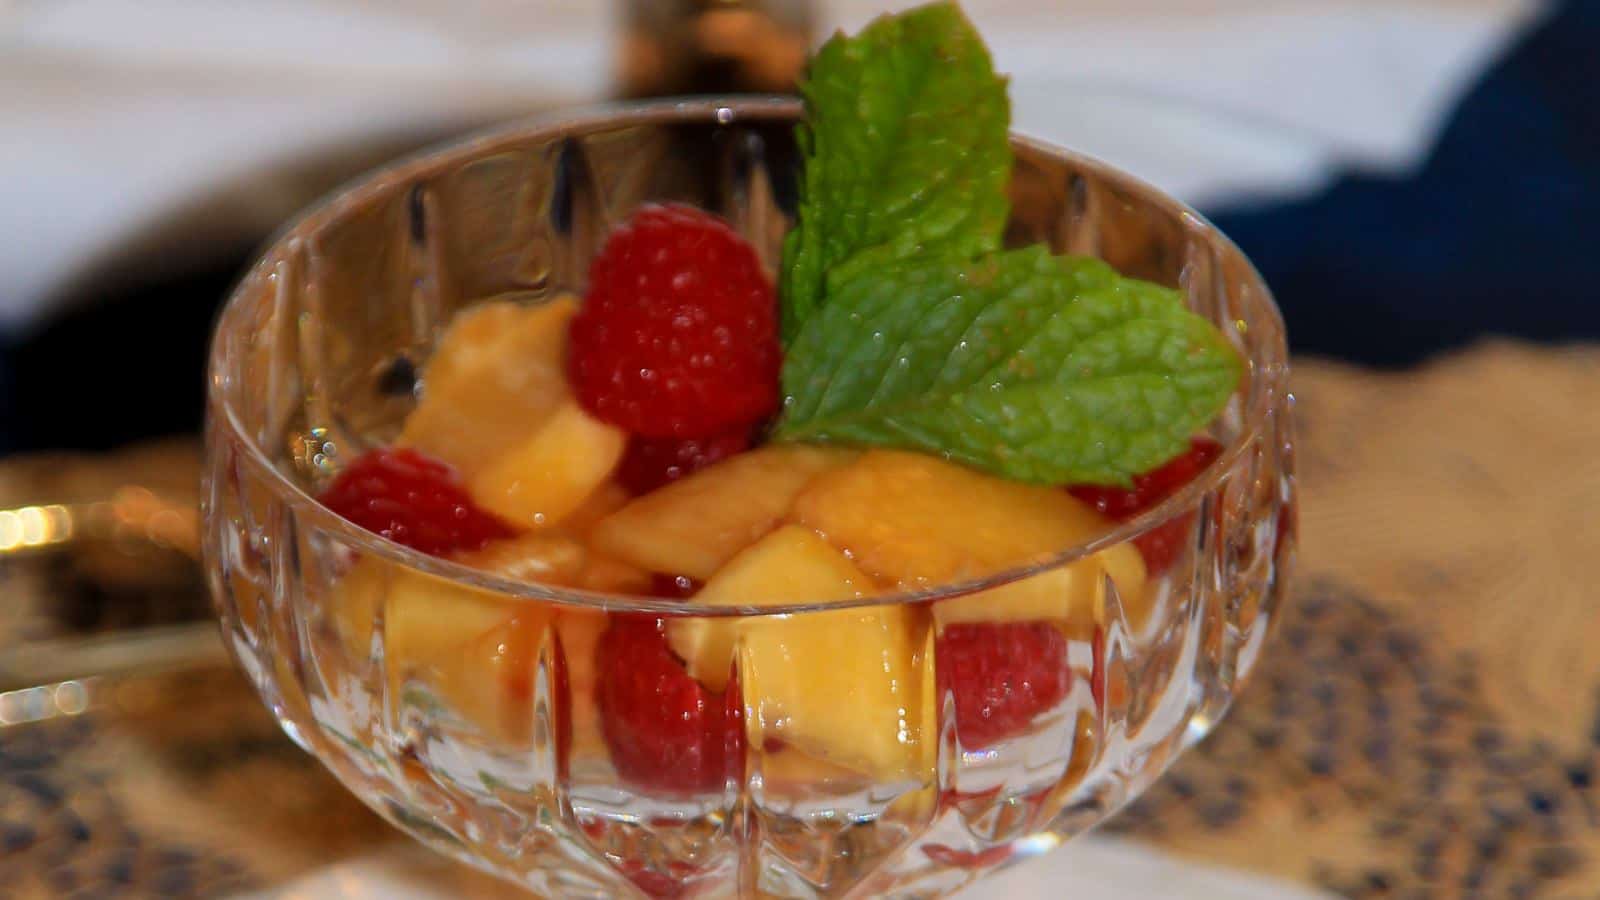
207, 95, 1289, 617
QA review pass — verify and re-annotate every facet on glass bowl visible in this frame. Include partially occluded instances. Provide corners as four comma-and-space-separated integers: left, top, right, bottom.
202, 97, 1295, 899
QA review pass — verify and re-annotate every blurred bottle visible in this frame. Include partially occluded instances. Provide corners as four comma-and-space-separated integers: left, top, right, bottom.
619, 0, 815, 97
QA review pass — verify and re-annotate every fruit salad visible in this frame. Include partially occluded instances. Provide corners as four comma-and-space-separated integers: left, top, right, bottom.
316, 1, 1241, 800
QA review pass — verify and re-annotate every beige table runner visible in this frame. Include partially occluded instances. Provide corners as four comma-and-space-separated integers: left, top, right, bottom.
3, 341, 1598, 897
1113, 341, 1600, 897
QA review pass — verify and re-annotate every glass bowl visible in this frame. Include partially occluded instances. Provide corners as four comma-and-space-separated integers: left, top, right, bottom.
202, 97, 1295, 898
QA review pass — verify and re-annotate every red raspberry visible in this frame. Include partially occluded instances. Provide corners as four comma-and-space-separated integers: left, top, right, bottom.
568, 204, 781, 439
1091, 626, 1107, 709
595, 616, 742, 794
1068, 438, 1224, 572
1126, 517, 1197, 574
938, 622, 1071, 749
617, 427, 752, 495
318, 448, 515, 557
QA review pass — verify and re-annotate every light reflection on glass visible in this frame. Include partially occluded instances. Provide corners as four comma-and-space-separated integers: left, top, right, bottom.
0, 504, 74, 552
0, 679, 99, 726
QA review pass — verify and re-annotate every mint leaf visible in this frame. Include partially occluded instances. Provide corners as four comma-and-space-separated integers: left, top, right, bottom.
775, 247, 1243, 485
774, 3, 1242, 485
781, 1, 1011, 340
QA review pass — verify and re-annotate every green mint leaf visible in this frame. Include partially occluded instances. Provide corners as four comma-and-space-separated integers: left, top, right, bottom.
781, 1, 1011, 340
775, 247, 1243, 485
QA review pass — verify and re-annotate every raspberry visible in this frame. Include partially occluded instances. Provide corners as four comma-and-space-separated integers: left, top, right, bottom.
617, 427, 752, 495
319, 448, 515, 556
1068, 438, 1224, 518
595, 616, 742, 794
1126, 517, 1195, 574
1068, 438, 1224, 572
938, 622, 1071, 749
1090, 626, 1107, 709
568, 204, 781, 439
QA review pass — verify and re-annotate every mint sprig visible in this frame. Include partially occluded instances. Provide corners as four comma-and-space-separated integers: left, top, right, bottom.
776, 248, 1242, 485
781, 1, 1011, 340
776, 2, 1243, 485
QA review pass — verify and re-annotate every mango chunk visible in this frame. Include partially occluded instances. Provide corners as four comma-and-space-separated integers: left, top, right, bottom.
561, 481, 632, 539
556, 609, 610, 760
329, 558, 556, 742
399, 297, 577, 478
591, 445, 855, 580
452, 530, 651, 596
469, 400, 626, 530
669, 525, 874, 689
454, 533, 588, 585
932, 540, 1147, 630
577, 555, 654, 594
668, 526, 928, 780
791, 450, 1147, 628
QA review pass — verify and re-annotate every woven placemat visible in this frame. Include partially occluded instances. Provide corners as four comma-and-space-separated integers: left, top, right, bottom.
1114, 341, 1600, 898
3, 341, 1598, 897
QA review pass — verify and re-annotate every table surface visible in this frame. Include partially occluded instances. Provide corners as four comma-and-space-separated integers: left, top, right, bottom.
3, 341, 1599, 897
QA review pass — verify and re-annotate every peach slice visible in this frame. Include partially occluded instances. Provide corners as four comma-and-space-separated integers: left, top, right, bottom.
399, 297, 578, 479
454, 532, 588, 584
791, 450, 1148, 628
591, 445, 855, 580
561, 481, 632, 539
555, 609, 610, 761
668, 526, 929, 780
468, 400, 627, 531
330, 558, 556, 742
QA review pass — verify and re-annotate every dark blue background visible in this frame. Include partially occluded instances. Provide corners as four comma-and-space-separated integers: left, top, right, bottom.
1211, 0, 1600, 366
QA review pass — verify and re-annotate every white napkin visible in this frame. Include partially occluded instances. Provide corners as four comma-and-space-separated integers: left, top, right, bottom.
243, 836, 1335, 899
0, 0, 1539, 329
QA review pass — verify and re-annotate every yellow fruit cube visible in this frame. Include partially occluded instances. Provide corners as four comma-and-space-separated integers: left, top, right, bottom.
759, 746, 873, 794
475, 482, 648, 592
328, 558, 556, 742
454, 533, 588, 585
931, 539, 1147, 630
555, 609, 609, 760
399, 297, 578, 478
442, 611, 549, 743
561, 481, 632, 539
469, 400, 627, 530
591, 445, 855, 580
669, 525, 875, 688
792, 450, 1147, 627
667, 526, 929, 780
577, 554, 654, 594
